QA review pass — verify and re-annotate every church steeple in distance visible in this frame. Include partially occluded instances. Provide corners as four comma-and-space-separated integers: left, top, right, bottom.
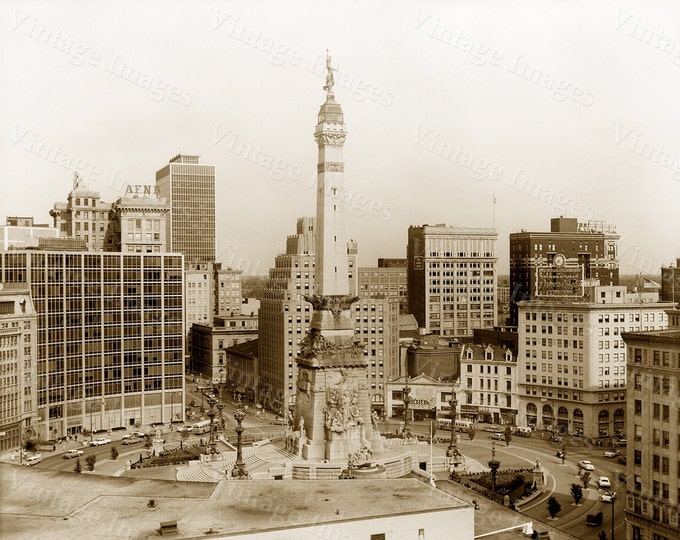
313, 49, 349, 298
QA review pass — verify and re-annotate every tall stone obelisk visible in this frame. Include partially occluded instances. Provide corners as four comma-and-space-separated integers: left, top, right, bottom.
294, 51, 373, 462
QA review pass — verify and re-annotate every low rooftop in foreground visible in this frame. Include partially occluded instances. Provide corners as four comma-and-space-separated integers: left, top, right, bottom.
0, 464, 471, 539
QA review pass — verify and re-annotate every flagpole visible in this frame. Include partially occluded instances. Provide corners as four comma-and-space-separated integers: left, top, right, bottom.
492, 192, 496, 229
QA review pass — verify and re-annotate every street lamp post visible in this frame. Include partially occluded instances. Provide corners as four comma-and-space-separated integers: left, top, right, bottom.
488, 441, 501, 493
231, 399, 248, 479
603, 489, 615, 540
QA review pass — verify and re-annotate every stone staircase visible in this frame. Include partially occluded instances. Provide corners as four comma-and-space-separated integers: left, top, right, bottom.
271, 446, 300, 461
175, 464, 224, 483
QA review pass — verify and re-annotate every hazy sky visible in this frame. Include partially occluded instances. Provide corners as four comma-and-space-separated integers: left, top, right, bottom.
2, 0, 679, 275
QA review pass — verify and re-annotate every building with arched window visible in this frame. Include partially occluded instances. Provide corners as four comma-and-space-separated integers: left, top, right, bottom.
517, 285, 673, 439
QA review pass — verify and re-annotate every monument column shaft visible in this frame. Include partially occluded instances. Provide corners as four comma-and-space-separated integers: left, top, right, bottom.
314, 105, 348, 298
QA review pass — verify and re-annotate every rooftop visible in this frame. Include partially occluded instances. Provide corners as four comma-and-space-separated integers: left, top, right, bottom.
0, 464, 469, 539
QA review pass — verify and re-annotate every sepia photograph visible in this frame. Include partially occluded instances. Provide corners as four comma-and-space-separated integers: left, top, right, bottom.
1, 1, 679, 539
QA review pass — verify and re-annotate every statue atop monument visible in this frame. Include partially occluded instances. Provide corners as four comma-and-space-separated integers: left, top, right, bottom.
323, 49, 336, 97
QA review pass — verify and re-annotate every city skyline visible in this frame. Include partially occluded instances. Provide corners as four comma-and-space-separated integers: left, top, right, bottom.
2, 1, 679, 275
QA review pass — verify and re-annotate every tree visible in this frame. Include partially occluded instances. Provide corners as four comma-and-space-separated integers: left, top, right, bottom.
504, 425, 512, 446
73, 458, 82, 474
468, 425, 476, 441
581, 471, 591, 489
110, 445, 119, 460
180, 429, 190, 449
570, 483, 583, 505
547, 496, 561, 519
598, 531, 607, 540
85, 454, 97, 471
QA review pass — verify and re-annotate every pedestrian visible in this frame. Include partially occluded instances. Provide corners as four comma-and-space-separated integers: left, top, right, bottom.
52, 444, 56, 451
10, 450, 15, 461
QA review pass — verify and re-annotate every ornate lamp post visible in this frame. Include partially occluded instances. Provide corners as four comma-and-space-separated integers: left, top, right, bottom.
206, 395, 218, 455
402, 377, 412, 438
488, 441, 501, 493
446, 385, 462, 468
231, 399, 248, 479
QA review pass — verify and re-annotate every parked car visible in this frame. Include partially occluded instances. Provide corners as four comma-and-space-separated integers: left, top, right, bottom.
598, 476, 611, 489
579, 459, 595, 471
62, 449, 84, 459
271, 417, 287, 425
90, 437, 111, 446
612, 438, 627, 447
121, 436, 141, 445
483, 426, 500, 432
600, 491, 616, 503
604, 449, 621, 458
489, 432, 505, 441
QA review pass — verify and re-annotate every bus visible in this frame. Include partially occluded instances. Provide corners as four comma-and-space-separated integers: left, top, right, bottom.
192, 420, 211, 434
436, 418, 473, 432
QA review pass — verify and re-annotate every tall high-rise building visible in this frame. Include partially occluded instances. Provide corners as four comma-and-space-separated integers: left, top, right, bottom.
622, 307, 680, 537
509, 217, 620, 325
517, 285, 672, 438
0, 251, 185, 439
407, 224, 498, 337
0, 284, 37, 452
155, 154, 215, 266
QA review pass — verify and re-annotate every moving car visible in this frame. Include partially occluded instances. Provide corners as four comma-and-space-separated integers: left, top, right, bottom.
598, 476, 611, 489
271, 417, 287, 425
89, 437, 111, 446
176, 425, 193, 433
23, 454, 42, 466
600, 491, 615, 503
62, 449, 84, 459
604, 449, 620, 458
121, 435, 141, 445
132, 431, 147, 438
578, 459, 595, 471
489, 432, 505, 441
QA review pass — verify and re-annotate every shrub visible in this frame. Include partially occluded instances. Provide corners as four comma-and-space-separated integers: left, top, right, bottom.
547, 496, 561, 518
110, 446, 119, 460
85, 454, 97, 471
570, 483, 583, 505
73, 458, 82, 474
